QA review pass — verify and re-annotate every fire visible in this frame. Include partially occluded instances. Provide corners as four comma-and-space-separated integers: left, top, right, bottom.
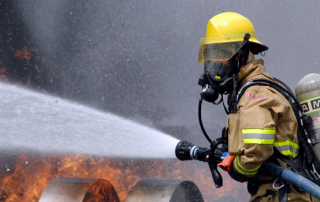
0, 67, 8, 82
0, 151, 249, 202
0, 67, 30, 86
0, 46, 37, 86
14, 46, 36, 60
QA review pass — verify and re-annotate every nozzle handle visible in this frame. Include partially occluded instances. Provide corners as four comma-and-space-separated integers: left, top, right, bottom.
208, 137, 227, 188
208, 161, 223, 188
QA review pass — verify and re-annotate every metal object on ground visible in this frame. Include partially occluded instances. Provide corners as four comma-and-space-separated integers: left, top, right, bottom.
125, 179, 204, 202
39, 178, 119, 202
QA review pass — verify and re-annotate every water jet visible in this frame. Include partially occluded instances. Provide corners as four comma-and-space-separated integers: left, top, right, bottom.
0, 82, 179, 159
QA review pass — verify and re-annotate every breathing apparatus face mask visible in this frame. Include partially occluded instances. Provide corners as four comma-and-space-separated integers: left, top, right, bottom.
198, 57, 237, 104
197, 34, 251, 105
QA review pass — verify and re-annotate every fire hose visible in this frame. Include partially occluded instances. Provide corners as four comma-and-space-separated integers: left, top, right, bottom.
175, 140, 320, 200
260, 162, 320, 200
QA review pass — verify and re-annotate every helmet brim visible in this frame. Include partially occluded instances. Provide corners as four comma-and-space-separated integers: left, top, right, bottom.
245, 41, 268, 55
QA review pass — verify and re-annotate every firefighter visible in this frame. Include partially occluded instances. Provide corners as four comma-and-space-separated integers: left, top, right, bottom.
198, 12, 315, 201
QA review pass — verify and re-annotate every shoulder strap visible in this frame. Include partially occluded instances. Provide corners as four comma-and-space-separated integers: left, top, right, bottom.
237, 78, 299, 107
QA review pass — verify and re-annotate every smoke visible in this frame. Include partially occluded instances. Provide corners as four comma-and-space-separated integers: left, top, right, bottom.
0, 82, 179, 158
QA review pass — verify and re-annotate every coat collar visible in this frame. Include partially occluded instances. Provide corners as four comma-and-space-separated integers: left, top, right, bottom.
238, 59, 274, 88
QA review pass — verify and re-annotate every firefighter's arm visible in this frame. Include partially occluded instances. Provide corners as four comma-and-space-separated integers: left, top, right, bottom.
228, 88, 276, 179
233, 143, 274, 178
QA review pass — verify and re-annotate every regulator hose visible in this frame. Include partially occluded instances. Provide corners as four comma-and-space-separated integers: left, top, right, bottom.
261, 162, 320, 200
198, 99, 213, 144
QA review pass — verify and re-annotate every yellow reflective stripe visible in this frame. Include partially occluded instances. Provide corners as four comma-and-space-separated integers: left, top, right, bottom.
243, 139, 274, 144
278, 150, 298, 158
242, 128, 276, 145
242, 128, 276, 134
273, 140, 299, 149
274, 140, 299, 158
234, 156, 260, 177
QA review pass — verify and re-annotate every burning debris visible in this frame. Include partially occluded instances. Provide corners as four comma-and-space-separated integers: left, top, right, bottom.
14, 46, 37, 61
0, 67, 8, 82
0, 151, 248, 202
0, 46, 38, 86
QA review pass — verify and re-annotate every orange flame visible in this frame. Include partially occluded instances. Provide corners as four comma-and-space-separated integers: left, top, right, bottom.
14, 46, 37, 60
0, 152, 249, 202
0, 45, 35, 85
0, 67, 8, 81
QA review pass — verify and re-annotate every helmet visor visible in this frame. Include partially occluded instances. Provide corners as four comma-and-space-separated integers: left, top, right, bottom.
198, 37, 245, 64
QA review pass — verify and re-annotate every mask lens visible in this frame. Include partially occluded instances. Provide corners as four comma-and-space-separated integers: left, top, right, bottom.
204, 61, 229, 81
205, 46, 233, 61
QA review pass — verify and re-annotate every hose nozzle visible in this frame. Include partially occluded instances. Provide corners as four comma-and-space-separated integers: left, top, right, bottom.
175, 141, 210, 162
175, 139, 227, 188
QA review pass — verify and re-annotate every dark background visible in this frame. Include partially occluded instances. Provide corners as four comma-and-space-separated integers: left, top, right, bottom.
1, 0, 320, 148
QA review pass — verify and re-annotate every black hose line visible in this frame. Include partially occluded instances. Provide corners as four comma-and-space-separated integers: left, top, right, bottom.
198, 99, 213, 144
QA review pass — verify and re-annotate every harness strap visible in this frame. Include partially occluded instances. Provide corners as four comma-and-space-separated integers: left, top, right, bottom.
279, 184, 290, 202
247, 178, 276, 195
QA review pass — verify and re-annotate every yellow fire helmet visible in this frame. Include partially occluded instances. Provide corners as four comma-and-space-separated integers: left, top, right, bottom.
198, 12, 268, 64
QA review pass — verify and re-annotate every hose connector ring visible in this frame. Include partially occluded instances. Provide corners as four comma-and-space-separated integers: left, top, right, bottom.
272, 178, 286, 190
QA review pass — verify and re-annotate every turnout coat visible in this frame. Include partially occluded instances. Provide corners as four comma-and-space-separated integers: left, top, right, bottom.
226, 59, 315, 202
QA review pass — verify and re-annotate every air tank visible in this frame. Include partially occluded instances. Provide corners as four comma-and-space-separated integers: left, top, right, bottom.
295, 73, 320, 158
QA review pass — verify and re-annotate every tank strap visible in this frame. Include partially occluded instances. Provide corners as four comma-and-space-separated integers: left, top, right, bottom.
237, 78, 295, 103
